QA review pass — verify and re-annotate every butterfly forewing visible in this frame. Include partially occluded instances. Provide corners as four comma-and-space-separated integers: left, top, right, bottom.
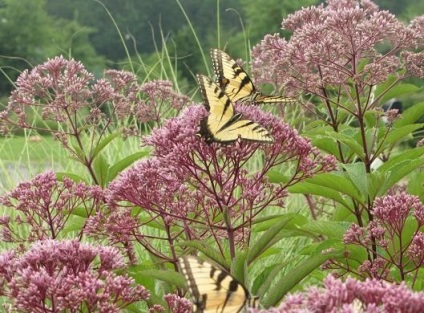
211, 49, 256, 103
211, 49, 296, 105
179, 256, 249, 313
211, 49, 254, 100
196, 74, 273, 143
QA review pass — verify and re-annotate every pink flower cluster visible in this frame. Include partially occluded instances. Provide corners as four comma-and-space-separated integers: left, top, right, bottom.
88, 103, 336, 259
0, 57, 190, 184
0, 171, 104, 243
339, 193, 424, 281
251, 0, 423, 99
0, 240, 150, 312
0, 56, 190, 138
253, 275, 424, 313
163, 294, 192, 313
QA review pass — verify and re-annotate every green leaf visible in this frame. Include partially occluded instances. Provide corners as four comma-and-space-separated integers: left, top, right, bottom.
378, 83, 420, 104
372, 147, 424, 197
289, 182, 350, 207
307, 126, 364, 160
61, 215, 86, 234
92, 154, 110, 187
394, 102, 424, 127
376, 147, 424, 172
125, 303, 150, 313
344, 245, 369, 263
91, 131, 121, 160
56, 172, 88, 184
373, 157, 424, 196
290, 172, 362, 202
381, 124, 424, 147
253, 258, 295, 298
232, 252, 248, 284
129, 264, 181, 308
260, 250, 344, 307
247, 215, 294, 262
374, 74, 396, 103
252, 213, 307, 232
409, 268, 424, 291
401, 217, 417, 248
107, 150, 150, 182
367, 170, 390, 200
131, 268, 185, 288
300, 221, 352, 239
327, 132, 365, 158
69, 206, 90, 218
267, 170, 290, 184
332, 203, 357, 222
71, 142, 85, 160
363, 109, 379, 128
341, 163, 368, 198
408, 170, 424, 197
310, 137, 341, 156
299, 239, 345, 255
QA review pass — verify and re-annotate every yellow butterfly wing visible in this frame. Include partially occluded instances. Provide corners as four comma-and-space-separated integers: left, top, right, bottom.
179, 256, 249, 313
196, 74, 273, 143
211, 49, 296, 104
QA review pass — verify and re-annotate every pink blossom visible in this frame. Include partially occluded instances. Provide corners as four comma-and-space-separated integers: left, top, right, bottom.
402, 51, 424, 78
144, 104, 337, 179
0, 240, 149, 312
1, 58, 189, 135
252, 275, 424, 312
0, 171, 104, 242
0, 58, 189, 184
372, 193, 424, 230
164, 294, 192, 313
337, 193, 424, 281
149, 304, 165, 313
99, 103, 335, 256
407, 232, 424, 265
343, 223, 364, 244
251, 0, 422, 100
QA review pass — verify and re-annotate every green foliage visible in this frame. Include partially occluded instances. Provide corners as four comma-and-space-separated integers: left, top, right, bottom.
0, 0, 52, 91
0, 0, 104, 93
0, 136, 64, 163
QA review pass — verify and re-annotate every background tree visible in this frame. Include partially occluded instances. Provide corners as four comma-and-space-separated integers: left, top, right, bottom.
0, 0, 104, 95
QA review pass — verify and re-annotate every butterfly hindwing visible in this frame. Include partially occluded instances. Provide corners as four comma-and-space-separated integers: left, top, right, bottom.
211, 49, 296, 105
196, 74, 273, 143
179, 256, 249, 313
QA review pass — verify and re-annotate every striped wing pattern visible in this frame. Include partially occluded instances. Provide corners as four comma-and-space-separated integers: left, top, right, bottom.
196, 74, 273, 143
211, 49, 296, 104
179, 256, 249, 313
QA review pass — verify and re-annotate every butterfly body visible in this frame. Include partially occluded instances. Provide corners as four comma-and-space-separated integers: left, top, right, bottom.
211, 49, 296, 105
179, 256, 251, 313
197, 74, 273, 144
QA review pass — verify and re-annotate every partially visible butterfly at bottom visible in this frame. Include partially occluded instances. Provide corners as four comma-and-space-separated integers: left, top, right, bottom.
178, 256, 258, 313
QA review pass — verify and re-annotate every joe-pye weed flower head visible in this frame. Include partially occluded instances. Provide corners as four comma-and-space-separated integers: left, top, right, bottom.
0, 240, 150, 313
0, 57, 190, 184
95, 103, 336, 260
252, 275, 424, 312
1, 57, 189, 135
0, 171, 104, 243
338, 193, 424, 282
252, 0, 423, 101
